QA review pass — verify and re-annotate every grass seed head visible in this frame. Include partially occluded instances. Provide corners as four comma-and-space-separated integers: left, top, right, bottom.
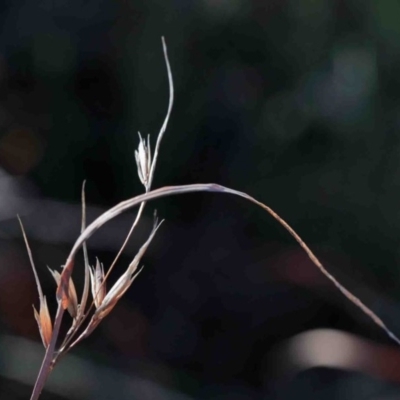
135, 132, 151, 188
89, 258, 106, 308
48, 267, 78, 319
33, 296, 53, 348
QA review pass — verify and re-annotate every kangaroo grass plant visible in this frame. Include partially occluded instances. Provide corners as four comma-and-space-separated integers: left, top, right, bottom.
21, 38, 400, 400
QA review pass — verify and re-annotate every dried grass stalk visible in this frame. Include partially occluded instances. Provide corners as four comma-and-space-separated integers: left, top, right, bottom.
25, 37, 400, 400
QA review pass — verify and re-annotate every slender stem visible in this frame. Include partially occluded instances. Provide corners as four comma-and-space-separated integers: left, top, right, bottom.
148, 36, 174, 188
105, 202, 146, 285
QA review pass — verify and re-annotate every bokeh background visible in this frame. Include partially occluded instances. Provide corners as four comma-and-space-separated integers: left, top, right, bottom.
2, 0, 400, 399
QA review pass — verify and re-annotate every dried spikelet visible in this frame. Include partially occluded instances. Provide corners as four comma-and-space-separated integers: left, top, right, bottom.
48, 267, 78, 319
56, 259, 75, 311
94, 265, 144, 321
33, 296, 53, 348
94, 219, 162, 320
18, 216, 54, 347
89, 259, 106, 308
72, 220, 162, 344
135, 132, 151, 187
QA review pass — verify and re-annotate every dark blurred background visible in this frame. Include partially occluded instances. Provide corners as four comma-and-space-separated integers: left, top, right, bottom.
1, 0, 400, 399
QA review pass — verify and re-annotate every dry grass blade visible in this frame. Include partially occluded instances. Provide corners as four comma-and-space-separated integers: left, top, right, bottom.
18, 216, 44, 301
63, 183, 400, 346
